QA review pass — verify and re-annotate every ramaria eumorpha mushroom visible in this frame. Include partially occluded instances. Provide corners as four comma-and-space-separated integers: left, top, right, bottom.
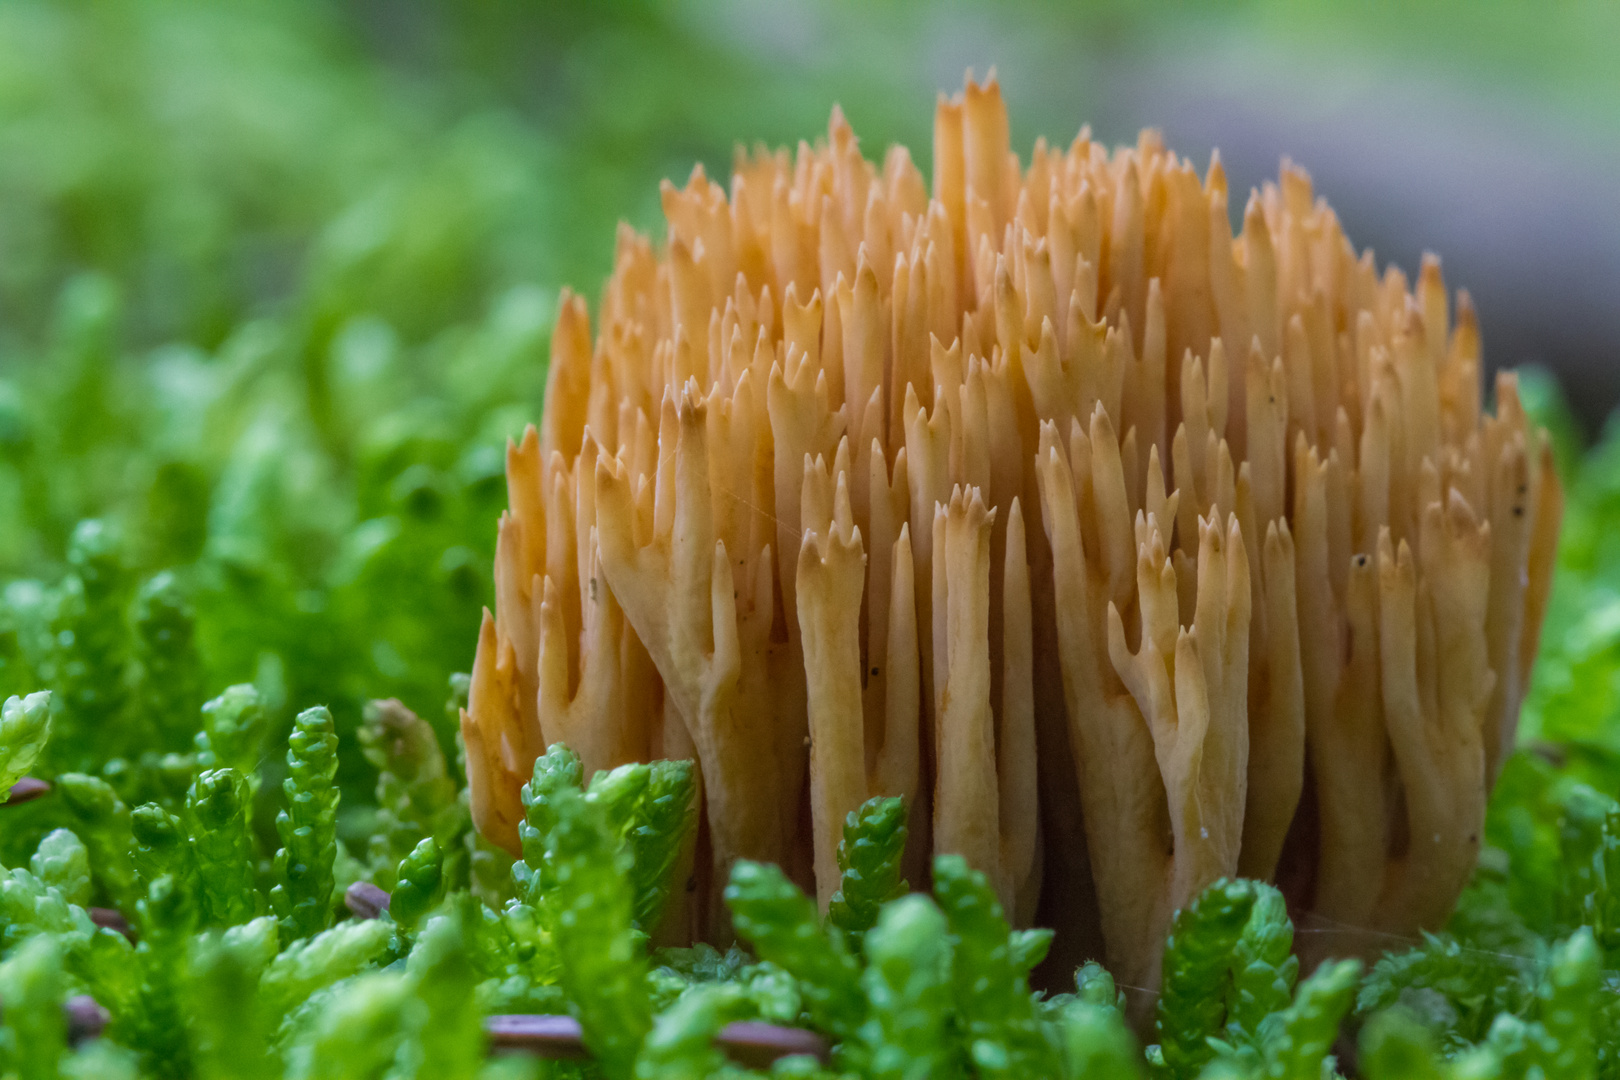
462, 73, 1563, 987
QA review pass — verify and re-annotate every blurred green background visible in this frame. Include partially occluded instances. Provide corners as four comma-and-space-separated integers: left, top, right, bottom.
0, 0, 1617, 808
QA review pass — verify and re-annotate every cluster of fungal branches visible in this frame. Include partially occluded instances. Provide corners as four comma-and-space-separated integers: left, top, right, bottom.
463, 75, 1563, 989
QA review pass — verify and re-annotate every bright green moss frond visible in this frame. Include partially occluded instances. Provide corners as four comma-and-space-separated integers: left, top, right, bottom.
358, 698, 458, 891
50, 520, 131, 767
390, 836, 444, 931
259, 919, 392, 1022
857, 893, 960, 1080
543, 783, 652, 1080
617, 759, 698, 934
1154, 878, 1257, 1080
29, 828, 91, 909
1225, 883, 1298, 1047
404, 903, 486, 1079
56, 771, 140, 910
633, 983, 752, 1080
187, 768, 260, 927
1249, 959, 1361, 1080
932, 854, 1058, 1080
0, 935, 69, 1080
271, 705, 341, 940
514, 743, 584, 909
726, 859, 865, 1044
1060, 998, 1143, 1080
0, 690, 51, 792
1536, 929, 1602, 1080
185, 927, 278, 1080
194, 684, 267, 779
1358, 933, 1530, 1047
131, 572, 202, 755
1358, 1009, 1447, 1080
828, 797, 909, 955
131, 803, 190, 897
284, 971, 418, 1080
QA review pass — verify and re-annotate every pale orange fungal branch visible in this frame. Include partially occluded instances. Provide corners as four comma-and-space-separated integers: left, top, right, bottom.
459, 72, 1563, 977
797, 471, 869, 908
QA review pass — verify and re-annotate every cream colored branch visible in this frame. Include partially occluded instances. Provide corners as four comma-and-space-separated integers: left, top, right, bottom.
1038, 429, 1168, 991
463, 610, 528, 854
595, 385, 777, 935
998, 498, 1041, 921
1238, 519, 1304, 881
933, 488, 1003, 899
1374, 494, 1492, 935
798, 497, 868, 908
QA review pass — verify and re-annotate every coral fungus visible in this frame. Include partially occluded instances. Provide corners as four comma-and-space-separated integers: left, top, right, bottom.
463, 74, 1562, 989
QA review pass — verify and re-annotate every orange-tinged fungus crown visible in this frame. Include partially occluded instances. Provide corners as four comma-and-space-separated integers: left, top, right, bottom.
463, 74, 1562, 988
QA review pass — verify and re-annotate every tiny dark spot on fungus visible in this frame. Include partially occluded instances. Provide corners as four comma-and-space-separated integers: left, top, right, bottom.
871, 666, 880, 676
1356, 554, 1368, 567
1513, 506, 1523, 516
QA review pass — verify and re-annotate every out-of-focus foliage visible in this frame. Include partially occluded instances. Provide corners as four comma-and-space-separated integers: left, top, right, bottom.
0, 0, 986, 832
1517, 373, 1620, 773
0, 691, 50, 791
0, 0, 570, 823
